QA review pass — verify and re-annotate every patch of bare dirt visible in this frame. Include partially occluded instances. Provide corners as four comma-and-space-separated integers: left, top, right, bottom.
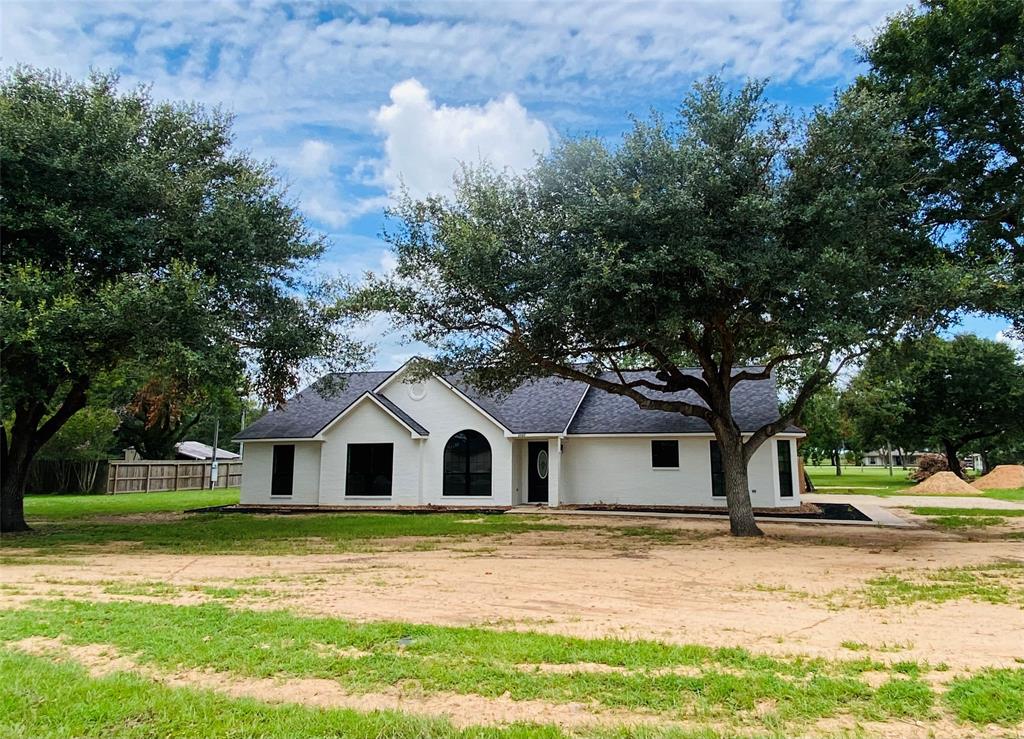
812, 715, 1003, 739
516, 662, 735, 678
2, 516, 1022, 672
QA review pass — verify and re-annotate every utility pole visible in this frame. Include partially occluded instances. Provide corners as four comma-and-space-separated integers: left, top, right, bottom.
885, 439, 893, 476
209, 417, 220, 489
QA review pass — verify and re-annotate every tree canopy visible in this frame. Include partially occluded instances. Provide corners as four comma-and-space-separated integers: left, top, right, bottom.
796, 385, 853, 475
848, 333, 1024, 478
0, 68, 363, 530
860, 0, 1024, 333
354, 78, 960, 536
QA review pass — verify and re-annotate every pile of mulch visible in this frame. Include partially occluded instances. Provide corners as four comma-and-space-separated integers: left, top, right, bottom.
972, 464, 1024, 490
561, 502, 873, 521
561, 502, 822, 516
911, 471, 982, 495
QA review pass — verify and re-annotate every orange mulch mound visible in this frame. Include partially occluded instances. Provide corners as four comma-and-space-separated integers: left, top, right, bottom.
911, 471, 983, 495
972, 465, 1024, 490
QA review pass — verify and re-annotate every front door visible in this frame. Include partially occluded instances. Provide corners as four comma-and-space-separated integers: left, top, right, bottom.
527, 441, 549, 503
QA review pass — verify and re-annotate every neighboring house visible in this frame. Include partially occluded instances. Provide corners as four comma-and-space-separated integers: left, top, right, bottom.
860, 449, 923, 467
174, 441, 241, 461
234, 364, 804, 509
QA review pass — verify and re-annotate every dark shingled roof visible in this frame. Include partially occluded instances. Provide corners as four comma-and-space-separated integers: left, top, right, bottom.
235, 367, 796, 440
372, 392, 429, 435
456, 376, 590, 434
567, 370, 794, 434
234, 371, 394, 441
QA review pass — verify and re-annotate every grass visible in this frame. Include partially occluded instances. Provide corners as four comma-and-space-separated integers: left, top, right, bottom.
0, 648, 569, 739
0, 598, 950, 730
0, 510, 568, 556
806, 464, 1024, 503
910, 507, 1024, 530
23, 488, 241, 520
982, 488, 1024, 502
944, 669, 1024, 725
857, 563, 1024, 607
805, 465, 915, 494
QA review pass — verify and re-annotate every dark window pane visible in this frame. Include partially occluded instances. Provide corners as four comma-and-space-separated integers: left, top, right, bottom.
346, 443, 393, 496
443, 430, 491, 496
444, 473, 467, 496
468, 445, 490, 473
468, 474, 491, 496
777, 440, 793, 498
651, 440, 679, 468
271, 445, 295, 496
709, 441, 724, 498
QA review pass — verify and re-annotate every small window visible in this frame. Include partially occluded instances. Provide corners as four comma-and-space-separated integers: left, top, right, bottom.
709, 441, 725, 498
651, 440, 679, 468
346, 443, 394, 496
271, 445, 295, 496
777, 440, 794, 498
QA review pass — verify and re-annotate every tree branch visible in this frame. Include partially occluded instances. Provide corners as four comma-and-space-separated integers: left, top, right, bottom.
741, 350, 865, 462
730, 351, 815, 388
33, 377, 91, 452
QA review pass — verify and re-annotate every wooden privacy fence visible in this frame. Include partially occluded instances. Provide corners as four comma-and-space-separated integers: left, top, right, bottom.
106, 459, 243, 494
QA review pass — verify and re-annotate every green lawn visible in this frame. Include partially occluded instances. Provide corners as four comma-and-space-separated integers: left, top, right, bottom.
806, 465, 916, 493
1, 509, 567, 555
0, 598, 987, 732
0, 648, 564, 739
23, 489, 241, 520
909, 506, 1024, 529
806, 465, 1024, 501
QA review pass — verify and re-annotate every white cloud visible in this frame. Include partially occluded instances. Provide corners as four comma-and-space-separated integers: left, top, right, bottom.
372, 78, 551, 199
291, 139, 336, 179
264, 138, 390, 229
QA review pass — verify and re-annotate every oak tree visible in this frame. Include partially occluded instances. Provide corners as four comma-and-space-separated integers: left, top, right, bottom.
354, 79, 958, 536
0, 68, 362, 531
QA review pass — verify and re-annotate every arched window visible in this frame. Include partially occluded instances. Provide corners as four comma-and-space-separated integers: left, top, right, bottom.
443, 430, 491, 496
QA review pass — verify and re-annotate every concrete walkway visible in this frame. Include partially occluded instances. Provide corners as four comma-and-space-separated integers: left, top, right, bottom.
804, 493, 1024, 510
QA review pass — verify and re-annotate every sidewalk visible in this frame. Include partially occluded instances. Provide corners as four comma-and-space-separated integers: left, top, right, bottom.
804, 493, 1024, 510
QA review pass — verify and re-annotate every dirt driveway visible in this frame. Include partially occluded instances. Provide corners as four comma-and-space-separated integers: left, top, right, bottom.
3, 513, 1022, 672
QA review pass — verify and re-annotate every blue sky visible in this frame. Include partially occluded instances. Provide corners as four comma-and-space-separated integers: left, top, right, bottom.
3, 0, 1015, 366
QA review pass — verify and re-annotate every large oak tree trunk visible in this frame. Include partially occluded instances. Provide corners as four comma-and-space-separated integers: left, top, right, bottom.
2, 380, 90, 533
942, 438, 964, 479
1, 429, 33, 533
716, 428, 763, 537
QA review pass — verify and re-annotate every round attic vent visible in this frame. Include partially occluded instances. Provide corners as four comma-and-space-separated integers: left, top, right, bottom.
408, 382, 426, 401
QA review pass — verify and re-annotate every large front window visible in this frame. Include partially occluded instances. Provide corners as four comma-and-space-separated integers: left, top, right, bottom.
346, 443, 393, 496
443, 430, 492, 496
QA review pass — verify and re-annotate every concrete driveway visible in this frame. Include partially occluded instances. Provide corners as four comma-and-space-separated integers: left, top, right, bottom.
804, 493, 1024, 510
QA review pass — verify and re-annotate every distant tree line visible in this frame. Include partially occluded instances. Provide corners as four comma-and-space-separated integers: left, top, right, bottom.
798, 334, 1024, 478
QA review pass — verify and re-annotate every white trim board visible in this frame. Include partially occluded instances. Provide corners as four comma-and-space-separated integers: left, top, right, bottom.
317, 391, 428, 439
